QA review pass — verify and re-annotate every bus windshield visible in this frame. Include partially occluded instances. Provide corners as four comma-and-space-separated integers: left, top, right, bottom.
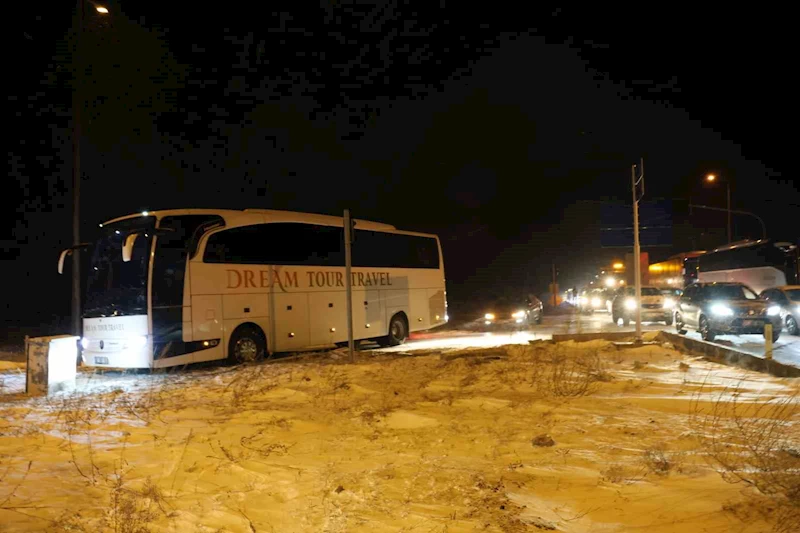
85, 217, 154, 318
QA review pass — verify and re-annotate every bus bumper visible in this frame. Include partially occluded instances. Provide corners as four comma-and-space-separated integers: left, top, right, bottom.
80, 315, 152, 369
80, 340, 152, 369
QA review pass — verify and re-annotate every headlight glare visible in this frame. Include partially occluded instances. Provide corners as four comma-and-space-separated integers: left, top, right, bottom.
484, 313, 495, 321
512, 310, 526, 319
767, 305, 780, 316
711, 304, 733, 317
126, 335, 148, 349
624, 298, 636, 311
663, 298, 675, 309
591, 297, 602, 307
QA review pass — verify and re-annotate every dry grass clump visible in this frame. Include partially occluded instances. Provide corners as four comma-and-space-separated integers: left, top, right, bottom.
508, 344, 608, 398
642, 442, 673, 476
693, 384, 800, 532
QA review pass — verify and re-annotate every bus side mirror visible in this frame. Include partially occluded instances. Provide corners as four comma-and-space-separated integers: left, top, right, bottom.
57, 249, 71, 274
122, 233, 139, 262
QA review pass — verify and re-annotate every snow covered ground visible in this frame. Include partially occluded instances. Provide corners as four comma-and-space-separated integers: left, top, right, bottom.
1, 338, 797, 532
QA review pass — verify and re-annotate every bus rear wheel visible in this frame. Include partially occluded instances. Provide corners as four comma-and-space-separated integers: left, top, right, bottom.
379, 314, 408, 347
228, 325, 266, 364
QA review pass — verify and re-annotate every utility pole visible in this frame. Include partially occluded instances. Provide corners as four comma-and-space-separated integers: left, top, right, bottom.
343, 209, 354, 362
72, 0, 85, 337
726, 181, 732, 244
631, 159, 644, 343
551, 263, 557, 308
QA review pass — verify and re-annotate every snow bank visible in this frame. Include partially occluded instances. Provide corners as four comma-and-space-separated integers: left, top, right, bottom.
0, 341, 795, 532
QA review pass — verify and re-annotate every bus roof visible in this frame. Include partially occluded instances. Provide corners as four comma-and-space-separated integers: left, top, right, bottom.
101, 208, 406, 233
662, 250, 707, 262
709, 238, 797, 254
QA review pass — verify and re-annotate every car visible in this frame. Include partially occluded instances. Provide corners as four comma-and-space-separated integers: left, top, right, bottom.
610, 286, 675, 326
482, 295, 543, 327
674, 282, 782, 342
578, 289, 608, 314
661, 288, 683, 299
760, 285, 800, 335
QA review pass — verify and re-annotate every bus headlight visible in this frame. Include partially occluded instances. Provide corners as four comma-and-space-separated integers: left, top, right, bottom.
126, 335, 148, 349
711, 304, 733, 317
624, 298, 636, 311
512, 310, 526, 319
484, 313, 495, 321
767, 305, 780, 317
80, 337, 90, 350
591, 297, 601, 307
663, 298, 675, 309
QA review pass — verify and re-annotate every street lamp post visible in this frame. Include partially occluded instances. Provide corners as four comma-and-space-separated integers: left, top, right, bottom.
71, 0, 84, 337
71, 1, 108, 336
706, 174, 731, 244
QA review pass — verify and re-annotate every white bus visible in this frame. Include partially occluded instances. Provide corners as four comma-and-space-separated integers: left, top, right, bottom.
58, 209, 448, 369
696, 239, 799, 294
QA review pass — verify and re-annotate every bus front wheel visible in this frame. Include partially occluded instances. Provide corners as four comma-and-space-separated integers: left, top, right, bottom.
379, 314, 408, 347
228, 325, 266, 364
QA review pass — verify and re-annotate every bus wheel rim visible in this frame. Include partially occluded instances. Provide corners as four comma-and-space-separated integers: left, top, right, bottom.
391, 321, 402, 339
236, 338, 258, 362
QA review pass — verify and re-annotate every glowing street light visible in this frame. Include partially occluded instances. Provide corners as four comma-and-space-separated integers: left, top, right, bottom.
96, 6, 109, 13
706, 174, 716, 182
612, 262, 624, 270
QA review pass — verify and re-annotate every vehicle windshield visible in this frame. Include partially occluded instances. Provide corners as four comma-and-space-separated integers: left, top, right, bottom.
786, 289, 800, 301
705, 284, 758, 301
490, 296, 528, 310
624, 287, 661, 296
84, 217, 155, 317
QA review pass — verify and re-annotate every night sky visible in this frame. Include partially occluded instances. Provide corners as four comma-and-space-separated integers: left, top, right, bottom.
6, 3, 798, 329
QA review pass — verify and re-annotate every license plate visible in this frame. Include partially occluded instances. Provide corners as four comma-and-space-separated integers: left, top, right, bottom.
741, 320, 756, 327
94, 356, 109, 365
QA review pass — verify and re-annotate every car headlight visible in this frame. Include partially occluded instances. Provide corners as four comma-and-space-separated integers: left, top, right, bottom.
591, 297, 602, 307
484, 313, 495, 321
512, 310, 526, 319
80, 337, 90, 350
711, 304, 733, 317
663, 298, 675, 309
126, 335, 148, 349
624, 298, 636, 311
767, 305, 781, 317
580, 297, 588, 305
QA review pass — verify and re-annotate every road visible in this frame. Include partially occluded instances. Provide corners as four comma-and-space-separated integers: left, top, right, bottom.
399, 310, 800, 369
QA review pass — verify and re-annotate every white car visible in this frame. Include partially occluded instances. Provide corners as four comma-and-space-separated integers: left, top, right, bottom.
610, 286, 675, 326
760, 285, 800, 335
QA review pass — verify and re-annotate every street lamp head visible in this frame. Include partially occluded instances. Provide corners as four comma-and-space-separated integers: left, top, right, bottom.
706, 174, 716, 182
96, 6, 109, 14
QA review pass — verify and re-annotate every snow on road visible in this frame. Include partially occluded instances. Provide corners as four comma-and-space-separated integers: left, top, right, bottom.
404, 312, 800, 368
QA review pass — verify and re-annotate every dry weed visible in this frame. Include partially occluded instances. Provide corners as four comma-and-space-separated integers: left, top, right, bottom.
642, 443, 672, 476
694, 384, 800, 532
527, 346, 606, 398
